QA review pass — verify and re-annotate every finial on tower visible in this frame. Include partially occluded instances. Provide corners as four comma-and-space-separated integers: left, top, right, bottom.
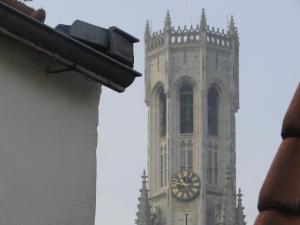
200, 8, 207, 31
229, 15, 238, 37
145, 20, 151, 42
164, 10, 172, 31
237, 188, 243, 201
229, 15, 235, 32
236, 188, 246, 225
142, 169, 148, 183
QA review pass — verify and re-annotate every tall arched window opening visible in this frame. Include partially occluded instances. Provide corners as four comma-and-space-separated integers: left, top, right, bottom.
208, 87, 219, 136
180, 83, 193, 133
159, 88, 166, 138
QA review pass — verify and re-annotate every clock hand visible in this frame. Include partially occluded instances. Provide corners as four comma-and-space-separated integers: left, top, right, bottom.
172, 181, 188, 187
179, 177, 188, 185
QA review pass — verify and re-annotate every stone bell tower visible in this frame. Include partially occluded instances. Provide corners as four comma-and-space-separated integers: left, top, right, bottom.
138, 9, 246, 225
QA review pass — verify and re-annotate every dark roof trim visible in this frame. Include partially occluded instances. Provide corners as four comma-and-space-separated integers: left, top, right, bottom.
0, 2, 141, 92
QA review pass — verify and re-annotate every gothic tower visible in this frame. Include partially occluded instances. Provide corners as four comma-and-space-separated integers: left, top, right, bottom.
139, 9, 245, 225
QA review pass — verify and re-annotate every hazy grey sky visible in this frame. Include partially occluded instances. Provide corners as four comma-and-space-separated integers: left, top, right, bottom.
28, 0, 300, 224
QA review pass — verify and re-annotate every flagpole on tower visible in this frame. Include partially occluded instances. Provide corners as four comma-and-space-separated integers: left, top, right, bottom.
188, 0, 192, 27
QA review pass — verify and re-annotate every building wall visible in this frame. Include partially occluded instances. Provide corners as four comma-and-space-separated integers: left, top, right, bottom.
0, 34, 100, 225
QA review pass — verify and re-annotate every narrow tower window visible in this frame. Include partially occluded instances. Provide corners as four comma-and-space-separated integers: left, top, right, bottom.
180, 141, 187, 170
213, 144, 218, 185
180, 83, 193, 133
207, 144, 213, 184
158, 88, 166, 138
180, 140, 193, 170
160, 145, 164, 188
207, 87, 219, 136
164, 144, 167, 185
207, 143, 218, 185
187, 140, 193, 170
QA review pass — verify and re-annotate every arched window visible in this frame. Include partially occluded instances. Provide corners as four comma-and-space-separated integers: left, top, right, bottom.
208, 87, 219, 136
180, 140, 193, 170
158, 88, 166, 138
180, 83, 193, 133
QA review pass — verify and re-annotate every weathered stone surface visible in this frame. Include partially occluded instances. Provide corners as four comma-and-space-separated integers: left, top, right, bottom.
144, 10, 242, 225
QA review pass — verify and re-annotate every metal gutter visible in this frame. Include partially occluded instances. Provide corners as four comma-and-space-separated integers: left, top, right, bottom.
0, 1, 142, 92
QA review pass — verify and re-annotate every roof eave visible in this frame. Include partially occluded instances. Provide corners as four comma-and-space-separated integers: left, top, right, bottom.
0, 2, 141, 92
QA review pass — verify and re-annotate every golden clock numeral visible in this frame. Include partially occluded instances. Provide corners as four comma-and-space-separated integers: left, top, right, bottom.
177, 192, 182, 198
192, 177, 198, 182
171, 170, 200, 201
171, 183, 177, 188
183, 193, 188, 199
173, 188, 179, 194
172, 178, 179, 182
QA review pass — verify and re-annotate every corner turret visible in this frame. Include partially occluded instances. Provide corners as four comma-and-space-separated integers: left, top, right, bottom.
135, 170, 151, 225
145, 20, 151, 42
229, 15, 239, 39
236, 188, 247, 225
200, 8, 207, 31
164, 10, 171, 32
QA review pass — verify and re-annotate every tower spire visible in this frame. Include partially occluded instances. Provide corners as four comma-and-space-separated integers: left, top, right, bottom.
164, 10, 172, 32
145, 20, 151, 42
236, 188, 247, 225
200, 8, 207, 31
135, 170, 151, 225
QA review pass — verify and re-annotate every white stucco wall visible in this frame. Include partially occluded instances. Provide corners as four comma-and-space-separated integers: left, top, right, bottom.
0, 34, 101, 225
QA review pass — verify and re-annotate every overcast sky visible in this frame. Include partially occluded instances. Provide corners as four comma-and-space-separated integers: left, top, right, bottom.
28, 0, 300, 224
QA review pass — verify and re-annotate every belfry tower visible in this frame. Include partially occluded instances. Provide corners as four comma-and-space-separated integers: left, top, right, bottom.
137, 9, 246, 225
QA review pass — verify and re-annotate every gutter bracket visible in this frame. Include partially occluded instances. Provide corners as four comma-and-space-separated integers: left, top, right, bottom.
46, 57, 75, 74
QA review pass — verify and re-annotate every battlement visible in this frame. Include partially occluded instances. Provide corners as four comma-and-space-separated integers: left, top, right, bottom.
145, 9, 239, 53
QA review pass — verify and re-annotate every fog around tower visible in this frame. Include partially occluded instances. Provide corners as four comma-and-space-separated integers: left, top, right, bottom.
26, 0, 300, 224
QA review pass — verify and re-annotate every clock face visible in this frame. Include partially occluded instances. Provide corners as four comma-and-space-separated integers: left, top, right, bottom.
171, 170, 200, 201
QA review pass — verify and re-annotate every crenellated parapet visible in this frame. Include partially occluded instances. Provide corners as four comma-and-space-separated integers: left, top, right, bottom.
145, 9, 239, 53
